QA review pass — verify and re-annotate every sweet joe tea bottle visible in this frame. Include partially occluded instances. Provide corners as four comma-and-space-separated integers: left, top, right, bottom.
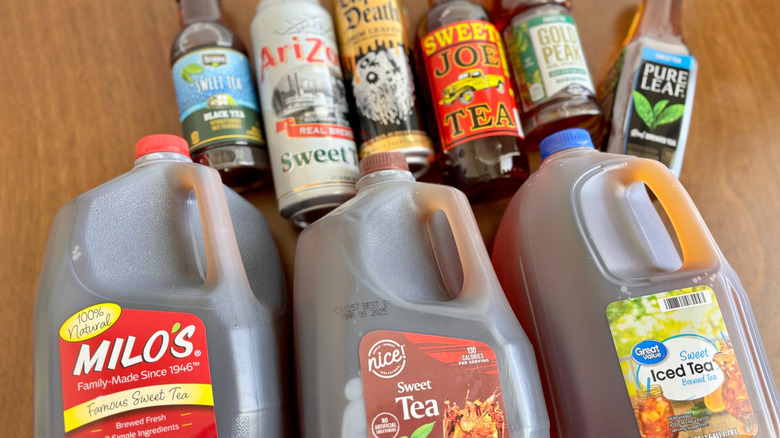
171, 0, 269, 191
417, 0, 529, 201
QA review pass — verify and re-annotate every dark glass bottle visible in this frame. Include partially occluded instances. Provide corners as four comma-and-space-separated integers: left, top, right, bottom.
417, 0, 529, 202
171, 0, 269, 191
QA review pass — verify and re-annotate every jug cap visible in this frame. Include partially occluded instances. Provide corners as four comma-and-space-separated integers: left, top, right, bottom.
540, 128, 594, 161
135, 134, 191, 160
359, 152, 410, 178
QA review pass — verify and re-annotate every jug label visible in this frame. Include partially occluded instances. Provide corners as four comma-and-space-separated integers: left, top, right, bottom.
606, 286, 757, 436
172, 47, 264, 154
58, 304, 218, 437
421, 20, 523, 151
504, 13, 595, 112
358, 330, 511, 438
624, 47, 694, 167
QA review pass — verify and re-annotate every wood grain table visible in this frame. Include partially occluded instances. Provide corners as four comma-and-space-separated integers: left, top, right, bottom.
1, 0, 778, 435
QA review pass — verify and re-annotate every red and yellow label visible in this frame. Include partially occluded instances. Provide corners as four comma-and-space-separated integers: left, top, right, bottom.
59, 304, 217, 437
421, 20, 523, 151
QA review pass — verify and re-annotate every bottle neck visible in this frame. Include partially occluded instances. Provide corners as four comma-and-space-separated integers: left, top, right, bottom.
629, 0, 684, 43
179, 0, 222, 26
356, 169, 415, 191
134, 152, 193, 168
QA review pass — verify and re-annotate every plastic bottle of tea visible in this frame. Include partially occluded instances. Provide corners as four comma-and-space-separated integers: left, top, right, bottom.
493, 129, 780, 436
33, 135, 289, 437
416, 0, 529, 201
294, 152, 549, 437
496, 0, 604, 148
171, 0, 270, 191
598, 0, 697, 177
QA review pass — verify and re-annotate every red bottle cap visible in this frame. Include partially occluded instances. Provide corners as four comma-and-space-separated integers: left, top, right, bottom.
359, 152, 410, 179
135, 134, 190, 160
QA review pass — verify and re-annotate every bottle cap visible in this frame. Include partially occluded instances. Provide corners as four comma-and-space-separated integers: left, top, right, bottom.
359, 152, 410, 179
539, 128, 594, 161
135, 134, 191, 160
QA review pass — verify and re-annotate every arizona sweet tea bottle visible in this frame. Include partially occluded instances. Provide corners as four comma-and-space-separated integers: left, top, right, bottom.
492, 129, 780, 437
333, 0, 434, 177
33, 135, 290, 438
598, 0, 697, 177
293, 152, 549, 437
251, 0, 359, 228
417, 0, 529, 201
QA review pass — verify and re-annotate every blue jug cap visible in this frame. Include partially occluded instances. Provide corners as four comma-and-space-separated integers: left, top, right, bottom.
539, 129, 594, 162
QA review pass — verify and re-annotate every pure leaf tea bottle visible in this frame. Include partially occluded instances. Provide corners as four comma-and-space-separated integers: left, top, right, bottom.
251, 0, 360, 228
598, 0, 697, 177
171, 0, 270, 191
496, 0, 604, 149
417, 0, 529, 201
334, 0, 434, 178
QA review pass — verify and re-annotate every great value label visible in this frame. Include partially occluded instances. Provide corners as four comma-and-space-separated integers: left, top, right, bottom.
421, 20, 523, 151
607, 286, 757, 436
59, 304, 217, 437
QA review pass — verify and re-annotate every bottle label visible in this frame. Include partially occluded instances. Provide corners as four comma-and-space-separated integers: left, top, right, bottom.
172, 47, 264, 153
358, 330, 511, 438
505, 13, 595, 113
334, 0, 433, 158
606, 286, 757, 436
253, 7, 358, 208
421, 20, 523, 151
59, 304, 217, 437
624, 47, 695, 166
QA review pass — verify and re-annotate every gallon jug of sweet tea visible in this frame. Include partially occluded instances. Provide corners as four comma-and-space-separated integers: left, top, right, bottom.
492, 128, 780, 437
33, 135, 289, 438
293, 152, 549, 438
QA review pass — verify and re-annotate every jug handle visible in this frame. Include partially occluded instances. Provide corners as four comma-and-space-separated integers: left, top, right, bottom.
177, 165, 247, 289
612, 159, 720, 272
426, 191, 497, 302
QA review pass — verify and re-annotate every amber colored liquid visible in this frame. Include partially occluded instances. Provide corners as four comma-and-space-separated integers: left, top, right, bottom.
416, 0, 528, 202
634, 389, 677, 438
715, 348, 758, 434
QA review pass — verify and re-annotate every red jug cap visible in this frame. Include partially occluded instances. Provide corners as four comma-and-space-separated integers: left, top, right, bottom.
135, 134, 190, 160
359, 152, 410, 178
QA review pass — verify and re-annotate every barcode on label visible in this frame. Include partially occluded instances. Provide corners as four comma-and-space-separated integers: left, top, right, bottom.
658, 291, 712, 312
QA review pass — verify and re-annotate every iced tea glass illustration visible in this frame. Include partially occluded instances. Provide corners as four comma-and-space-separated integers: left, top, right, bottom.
634, 385, 677, 438
714, 347, 757, 434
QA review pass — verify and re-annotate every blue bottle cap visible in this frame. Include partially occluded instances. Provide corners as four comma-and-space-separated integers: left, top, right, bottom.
539, 128, 595, 162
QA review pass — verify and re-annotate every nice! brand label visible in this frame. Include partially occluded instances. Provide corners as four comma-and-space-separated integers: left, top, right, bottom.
359, 330, 511, 438
59, 304, 217, 437
421, 20, 523, 151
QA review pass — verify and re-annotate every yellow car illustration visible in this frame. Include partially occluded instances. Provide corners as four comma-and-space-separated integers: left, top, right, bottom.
440, 69, 506, 106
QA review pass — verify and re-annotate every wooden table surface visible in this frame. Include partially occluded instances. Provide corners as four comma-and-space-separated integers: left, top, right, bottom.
1, 0, 778, 434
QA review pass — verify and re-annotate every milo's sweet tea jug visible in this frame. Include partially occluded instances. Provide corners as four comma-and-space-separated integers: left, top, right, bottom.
33, 135, 289, 438
493, 129, 780, 437
293, 152, 549, 438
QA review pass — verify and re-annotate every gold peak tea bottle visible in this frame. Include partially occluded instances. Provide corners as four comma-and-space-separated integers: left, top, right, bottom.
497, 0, 604, 149
417, 0, 529, 201
171, 0, 269, 191
598, 0, 697, 177
334, 0, 434, 178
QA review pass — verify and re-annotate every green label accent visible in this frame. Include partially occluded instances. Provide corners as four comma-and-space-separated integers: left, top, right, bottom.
182, 106, 263, 152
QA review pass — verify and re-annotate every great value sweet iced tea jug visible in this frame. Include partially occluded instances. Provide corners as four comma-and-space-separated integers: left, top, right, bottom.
33, 135, 289, 438
492, 129, 780, 437
293, 152, 549, 438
